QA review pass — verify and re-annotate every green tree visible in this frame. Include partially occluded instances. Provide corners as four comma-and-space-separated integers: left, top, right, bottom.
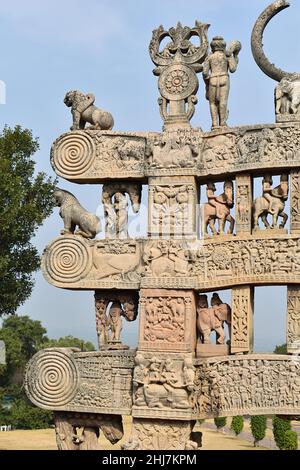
250, 415, 267, 447
231, 416, 244, 437
0, 315, 48, 386
273, 416, 291, 450
9, 399, 53, 430
283, 430, 298, 450
274, 344, 287, 354
0, 125, 56, 317
214, 416, 227, 432
42, 335, 95, 351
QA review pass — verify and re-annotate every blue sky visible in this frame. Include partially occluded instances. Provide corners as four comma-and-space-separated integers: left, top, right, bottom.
1, 0, 299, 351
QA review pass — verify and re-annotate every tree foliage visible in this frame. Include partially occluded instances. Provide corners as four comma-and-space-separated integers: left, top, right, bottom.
0, 315, 48, 385
283, 430, 298, 450
0, 125, 56, 316
42, 335, 95, 351
231, 416, 244, 436
214, 416, 227, 431
274, 344, 287, 354
273, 416, 291, 450
250, 415, 267, 447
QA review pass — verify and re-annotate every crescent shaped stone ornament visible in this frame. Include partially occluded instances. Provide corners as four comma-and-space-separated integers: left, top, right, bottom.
251, 0, 299, 82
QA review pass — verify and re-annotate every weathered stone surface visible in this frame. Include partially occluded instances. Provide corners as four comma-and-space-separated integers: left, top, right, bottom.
132, 351, 195, 420
287, 286, 300, 354
123, 418, 200, 450
54, 412, 123, 450
51, 124, 300, 182
24, 348, 135, 415
42, 236, 142, 289
231, 286, 254, 354
138, 289, 196, 352
148, 176, 197, 238
51, 131, 146, 181
194, 354, 300, 419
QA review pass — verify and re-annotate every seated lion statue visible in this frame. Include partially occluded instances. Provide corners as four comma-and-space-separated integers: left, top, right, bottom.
54, 188, 102, 239
64, 90, 114, 131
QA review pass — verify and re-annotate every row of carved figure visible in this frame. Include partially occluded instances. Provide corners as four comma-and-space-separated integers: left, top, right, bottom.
53, 173, 289, 239
194, 358, 300, 416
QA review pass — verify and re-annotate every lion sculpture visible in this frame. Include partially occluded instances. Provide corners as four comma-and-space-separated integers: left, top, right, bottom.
64, 90, 114, 131
54, 188, 101, 239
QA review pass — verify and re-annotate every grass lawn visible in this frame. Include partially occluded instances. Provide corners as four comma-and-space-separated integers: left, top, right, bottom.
0, 417, 267, 450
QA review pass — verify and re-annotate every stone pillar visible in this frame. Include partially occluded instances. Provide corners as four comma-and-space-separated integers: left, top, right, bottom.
290, 171, 300, 234
148, 176, 198, 239
235, 174, 252, 234
287, 286, 300, 354
128, 289, 200, 450
231, 286, 254, 354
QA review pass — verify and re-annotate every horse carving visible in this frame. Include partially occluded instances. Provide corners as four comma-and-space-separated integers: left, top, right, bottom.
253, 174, 289, 230
202, 181, 235, 236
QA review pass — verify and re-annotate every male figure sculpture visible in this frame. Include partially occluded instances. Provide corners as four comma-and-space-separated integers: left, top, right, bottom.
203, 36, 241, 129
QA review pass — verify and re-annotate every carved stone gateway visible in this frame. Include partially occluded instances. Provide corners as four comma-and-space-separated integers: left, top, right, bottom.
25, 1, 300, 450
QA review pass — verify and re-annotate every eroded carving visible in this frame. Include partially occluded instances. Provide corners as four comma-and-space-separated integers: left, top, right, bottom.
132, 353, 195, 418
196, 294, 231, 345
202, 181, 235, 236
64, 90, 114, 131
287, 287, 300, 354
231, 286, 254, 353
54, 188, 101, 239
194, 355, 300, 418
253, 174, 289, 231
95, 291, 138, 350
54, 412, 123, 450
203, 36, 241, 129
25, 349, 135, 414
102, 183, 141, 238
123, 418, 200, 450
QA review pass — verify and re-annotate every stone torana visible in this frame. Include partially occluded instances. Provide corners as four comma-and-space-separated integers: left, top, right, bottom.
25, 1, 300, 450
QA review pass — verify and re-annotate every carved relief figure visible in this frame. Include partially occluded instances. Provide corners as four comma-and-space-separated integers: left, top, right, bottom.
196, 294, 231, 345
275, 76, 300, 117
147, 131, 199, 169
253, 174, 289, 230
144, 296, 185, 343
94, 292, 138, 349
202, 36, 241, 128
143, 241, 191, 277
133, 354, 194, 410
64, 90, 114, 131
54, 188, 101, 239
102, 183, 141, 238
92, 240, 141, 280
107, 302, 123, 342
202, 181, 235, 236
237, 185, 250, 224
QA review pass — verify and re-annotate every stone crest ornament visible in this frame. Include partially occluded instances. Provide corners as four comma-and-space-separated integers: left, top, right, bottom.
251, 0, 300, 122
25, 1, 300, 451
150, 21, 210, 127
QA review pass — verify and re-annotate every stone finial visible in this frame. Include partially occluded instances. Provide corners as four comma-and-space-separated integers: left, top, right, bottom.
149, 21, 210, 128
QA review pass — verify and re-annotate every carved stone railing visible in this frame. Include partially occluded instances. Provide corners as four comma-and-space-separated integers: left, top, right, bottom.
25, 349, 300, 421
50, 123, 300, 182
24, 348, 135, 415
42, 234, 300, 291
194, 354, 300, 419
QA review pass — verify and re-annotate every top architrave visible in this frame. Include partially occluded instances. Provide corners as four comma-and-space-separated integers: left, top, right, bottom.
51, 122, 300, 183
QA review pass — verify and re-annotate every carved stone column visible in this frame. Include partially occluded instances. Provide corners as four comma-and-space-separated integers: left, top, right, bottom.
287, 286, 300, 354
231, 286, 254, 354
290, 171, 300, 234
148, 176, 198, 238
235, 174, 252, 234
